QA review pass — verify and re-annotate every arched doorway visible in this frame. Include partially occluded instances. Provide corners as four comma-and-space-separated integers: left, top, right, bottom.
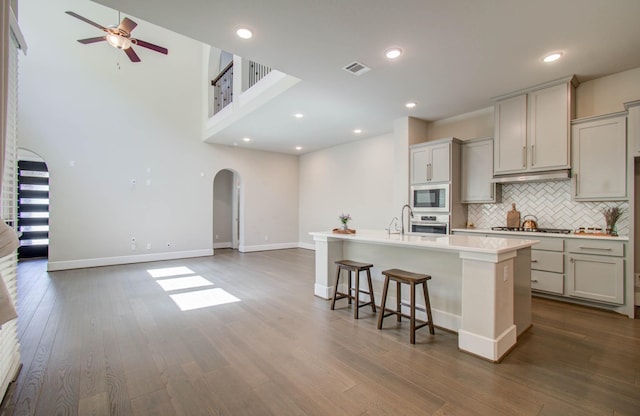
213, 169, 240, 252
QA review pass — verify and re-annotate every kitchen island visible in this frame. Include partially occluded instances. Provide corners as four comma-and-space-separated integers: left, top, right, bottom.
310, 230, 538, 362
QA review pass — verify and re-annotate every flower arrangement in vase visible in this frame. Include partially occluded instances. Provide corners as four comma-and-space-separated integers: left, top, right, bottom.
339, 213, 351, 231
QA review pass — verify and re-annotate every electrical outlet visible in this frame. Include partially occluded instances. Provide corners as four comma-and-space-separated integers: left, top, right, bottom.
146, 243, 151, 250
264, 235, 269, 241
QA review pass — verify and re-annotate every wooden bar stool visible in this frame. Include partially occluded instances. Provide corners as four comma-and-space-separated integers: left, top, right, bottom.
330, 260, 376, 319
377, 268, 435, 344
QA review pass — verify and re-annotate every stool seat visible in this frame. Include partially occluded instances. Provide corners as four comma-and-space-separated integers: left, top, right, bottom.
330, 260, 376, 319
377, 268, 435, 344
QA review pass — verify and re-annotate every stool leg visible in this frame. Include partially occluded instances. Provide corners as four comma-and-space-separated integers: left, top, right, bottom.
410, 282, 416, 344
422, 281, 435, 335
354, 270, 360, 319
396, 281, 402, 322
366, 268, 376, 313
347, 271, 352, 305
330, 265, 341, 310
377, 275, 390, 329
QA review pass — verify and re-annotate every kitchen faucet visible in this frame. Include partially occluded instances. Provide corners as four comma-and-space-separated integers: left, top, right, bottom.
386, 217, 400, 235
401, 204, 414, 235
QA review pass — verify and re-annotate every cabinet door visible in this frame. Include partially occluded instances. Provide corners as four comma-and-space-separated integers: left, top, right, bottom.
528, 83, 570, 171
429, 142, 450, 182
461, 139, 495, 202
567, 254, 624, 304
494, 94, 527, 174
572, 115, 626, 200
410, 147, 429, 184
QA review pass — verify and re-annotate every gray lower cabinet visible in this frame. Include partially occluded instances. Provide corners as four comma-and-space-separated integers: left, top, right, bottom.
453, 230, 626, 307
531, 237, 564, 295
566, 239, 625, 304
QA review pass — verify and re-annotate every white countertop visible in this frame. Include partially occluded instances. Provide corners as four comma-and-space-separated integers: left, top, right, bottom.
452, 228, 629, 241
310, 229, 538, 255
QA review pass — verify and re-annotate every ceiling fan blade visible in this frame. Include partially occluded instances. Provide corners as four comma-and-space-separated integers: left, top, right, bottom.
65, 11, 107, 31
118, 17, 138, 34
77, 36, 107, 44
132, 39, 168, 55
124, 47, 141, 63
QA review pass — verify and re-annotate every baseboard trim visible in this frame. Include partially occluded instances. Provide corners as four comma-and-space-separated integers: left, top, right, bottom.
298, 242, 315, 250
47, 249, 214, 271
239, 242, 299, 253
213, 242, 232, 249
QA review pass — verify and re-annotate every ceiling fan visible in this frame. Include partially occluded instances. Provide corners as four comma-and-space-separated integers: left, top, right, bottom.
65, 11, 168, 62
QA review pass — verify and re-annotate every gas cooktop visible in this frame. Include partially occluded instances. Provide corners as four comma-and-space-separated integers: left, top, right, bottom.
491, 227, 572, 234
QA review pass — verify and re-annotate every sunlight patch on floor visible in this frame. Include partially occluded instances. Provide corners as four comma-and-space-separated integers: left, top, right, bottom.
147, 266, 195, 278
147, 265, 242, 311
170, 288, 241, 311
155, 275, 214, 292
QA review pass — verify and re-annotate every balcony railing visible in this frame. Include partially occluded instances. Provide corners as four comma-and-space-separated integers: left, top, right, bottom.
211, 61, 233, 115
248, 61, 272, 89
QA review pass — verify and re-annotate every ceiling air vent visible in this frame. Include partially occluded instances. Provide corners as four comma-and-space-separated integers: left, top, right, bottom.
343, 61, 371, 76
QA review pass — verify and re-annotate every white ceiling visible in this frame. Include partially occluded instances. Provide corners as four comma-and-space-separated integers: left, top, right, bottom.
92, 0, 640, 154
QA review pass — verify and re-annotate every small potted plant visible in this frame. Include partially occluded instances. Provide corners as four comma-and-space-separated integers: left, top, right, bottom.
602, 206, 622, 236
339, 213, 351, 231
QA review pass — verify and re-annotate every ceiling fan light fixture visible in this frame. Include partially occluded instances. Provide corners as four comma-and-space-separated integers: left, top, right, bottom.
106, 33, 131, 49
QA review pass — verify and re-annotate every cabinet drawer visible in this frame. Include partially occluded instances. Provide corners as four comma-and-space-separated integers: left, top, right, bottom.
533, 238, 563, 252
531, 270, 563, 294
531, 250, 563, 273
566, 239, 624, 256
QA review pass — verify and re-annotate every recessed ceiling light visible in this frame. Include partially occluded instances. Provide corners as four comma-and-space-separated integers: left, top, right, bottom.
293, 113, 304, 118
295, 146, 302, 151
353, 129, 362, 134
405, 101, 417, 109
242, 137, 251, 142
543, 52, 563, 63
236, 27, 253, 39
385, 47, 403, 59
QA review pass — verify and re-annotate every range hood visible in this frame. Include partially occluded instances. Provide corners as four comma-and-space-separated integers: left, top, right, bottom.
491, 170, 571, 184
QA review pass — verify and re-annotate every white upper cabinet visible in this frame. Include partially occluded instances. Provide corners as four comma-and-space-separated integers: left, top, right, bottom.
494, 77, 576, 175
461, 138, 497, 203
410, 140, 451, 184
572, 113, 627, 201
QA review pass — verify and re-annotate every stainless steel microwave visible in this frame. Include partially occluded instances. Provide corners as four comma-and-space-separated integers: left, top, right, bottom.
410, 184, 449, 212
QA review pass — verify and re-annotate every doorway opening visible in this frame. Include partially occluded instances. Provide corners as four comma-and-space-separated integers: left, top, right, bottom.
17, 150, 49, 259
213, 169, 241, 252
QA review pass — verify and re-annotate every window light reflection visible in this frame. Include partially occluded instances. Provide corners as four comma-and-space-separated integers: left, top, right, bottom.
147, 266, 194, 278
155, 275, 214, 292
170, 288, 241, 311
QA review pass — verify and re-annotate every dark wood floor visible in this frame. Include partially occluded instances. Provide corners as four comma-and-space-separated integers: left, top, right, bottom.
1, 248, 639, 415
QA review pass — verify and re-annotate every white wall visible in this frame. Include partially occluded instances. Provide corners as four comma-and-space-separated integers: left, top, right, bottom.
298, 133, 396, 247
18, 0, 299, 269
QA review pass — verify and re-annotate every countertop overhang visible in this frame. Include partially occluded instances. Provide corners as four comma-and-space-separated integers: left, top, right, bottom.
310, 229, 538, 257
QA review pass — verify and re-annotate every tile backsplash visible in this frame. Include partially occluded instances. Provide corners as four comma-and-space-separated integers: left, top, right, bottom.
467, 181, 630, 236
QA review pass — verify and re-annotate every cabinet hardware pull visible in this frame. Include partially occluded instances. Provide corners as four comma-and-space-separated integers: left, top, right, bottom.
522, 146, 526, 168
531, 144, 535, 166
531, 260, 538, 263
531, 279, 538, 283
574, 173, 578, 196
578, 246, 612, 251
